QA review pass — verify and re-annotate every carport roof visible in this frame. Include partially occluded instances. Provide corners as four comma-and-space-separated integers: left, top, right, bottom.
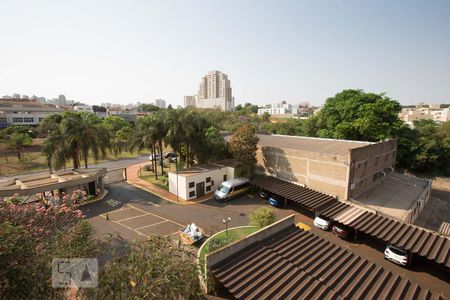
319, 201, 450, 268
212, 225, 443, 300
250, 176, 336, 211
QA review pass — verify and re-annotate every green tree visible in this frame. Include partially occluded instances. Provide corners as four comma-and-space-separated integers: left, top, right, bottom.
43, 112, 109, 170
315, 89, 403, 141
133, 115, 160, 178
249, 207, 276, 229
139, 103, 160, 113
228, 124, 259, 178
7, 132, 32, 160
103, 116, 132, 157
86, 236, 201, 299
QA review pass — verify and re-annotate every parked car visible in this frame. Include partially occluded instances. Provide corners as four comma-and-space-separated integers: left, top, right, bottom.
268, 195, 283, 207
332, 224, 356, 240
384, 243, 411, 266
163, 152, 178, 160
259, 190, 268, 199
313, 214, 332, 231
214, 178, 250, 202
149, 153, 162, 161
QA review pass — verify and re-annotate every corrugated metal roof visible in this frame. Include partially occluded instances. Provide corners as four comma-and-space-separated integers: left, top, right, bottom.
439, 222, 450, 237
322, 205, 450, 268
253, 176, 450, 269
211, 226, 443, 300
251, 176, 336, 211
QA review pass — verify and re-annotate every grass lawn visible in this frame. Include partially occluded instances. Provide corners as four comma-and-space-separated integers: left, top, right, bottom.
138, 160, 188, 191
198, 226, 257, 275
0, 150, 148, 176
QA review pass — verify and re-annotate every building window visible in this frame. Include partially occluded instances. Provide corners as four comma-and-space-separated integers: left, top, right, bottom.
188, 182, 194, 188
375, 157, 379, 166
206, 186, 211, 192
12, 117, 23, 122
384, 154, 388, 161
189, 191, 196, 198
223, 174, 227, 181
24, 117, 34, 123
206, 177, 211, 183
0, 118, 6, 123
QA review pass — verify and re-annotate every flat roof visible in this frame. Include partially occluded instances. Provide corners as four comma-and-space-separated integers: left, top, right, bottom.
170, 159, 237, 177
0, 168, 106, 197
212, 225, 443, 300
256, 134, 373, 156
354, 173, 429, 221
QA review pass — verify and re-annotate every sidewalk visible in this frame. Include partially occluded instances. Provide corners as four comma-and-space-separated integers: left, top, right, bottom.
126, 163, 213, 205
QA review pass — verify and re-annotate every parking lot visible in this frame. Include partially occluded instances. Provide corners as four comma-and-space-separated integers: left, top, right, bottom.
100, 203, 183, 239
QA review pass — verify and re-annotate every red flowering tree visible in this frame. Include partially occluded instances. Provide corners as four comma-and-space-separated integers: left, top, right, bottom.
0, 192, 98, 299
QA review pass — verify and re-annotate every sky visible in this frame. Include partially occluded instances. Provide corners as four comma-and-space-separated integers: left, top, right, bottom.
0, 0, 449, 107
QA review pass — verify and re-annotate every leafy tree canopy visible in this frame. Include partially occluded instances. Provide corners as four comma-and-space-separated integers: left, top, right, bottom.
316, 89, 403, 141
229, 124, 259, 178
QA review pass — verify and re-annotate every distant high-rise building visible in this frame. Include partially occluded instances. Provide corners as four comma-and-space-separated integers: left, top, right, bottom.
154, 99, 166, 109
21, 95, 29, 99
196, 70, 234, 111
58, 94, 67, 105
184, 95, 196, 108
12, 93, 20, 99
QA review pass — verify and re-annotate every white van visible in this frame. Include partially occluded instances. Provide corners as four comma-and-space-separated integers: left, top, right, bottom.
214, 178, 250, 202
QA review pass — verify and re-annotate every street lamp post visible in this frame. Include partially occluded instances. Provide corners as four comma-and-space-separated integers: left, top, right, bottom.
222, 217, 231, 237
175, 155, 179, 202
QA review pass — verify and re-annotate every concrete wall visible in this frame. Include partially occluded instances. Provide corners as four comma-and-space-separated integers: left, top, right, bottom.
404, 179, 432, 224
206, 214, 296, 269
349, 140, 397, 198
256, 145, 349, 199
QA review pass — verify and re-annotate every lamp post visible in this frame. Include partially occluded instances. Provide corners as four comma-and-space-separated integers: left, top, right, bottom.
27, 130, 37, 138
175, 155, 179, 202
222, 217, 231, 237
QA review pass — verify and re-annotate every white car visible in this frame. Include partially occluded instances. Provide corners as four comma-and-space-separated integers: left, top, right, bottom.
384, 243, 410, 266
313, 215, 332, 231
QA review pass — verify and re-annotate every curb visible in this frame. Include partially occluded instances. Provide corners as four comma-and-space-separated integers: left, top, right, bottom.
79, 189, 109, 207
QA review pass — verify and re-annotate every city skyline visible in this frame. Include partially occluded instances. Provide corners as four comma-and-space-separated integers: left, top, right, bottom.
1, 1, 449, 107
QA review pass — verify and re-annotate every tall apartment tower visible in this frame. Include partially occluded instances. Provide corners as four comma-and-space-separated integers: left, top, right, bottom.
184, 95, 196, 108
196, 70, 234, 111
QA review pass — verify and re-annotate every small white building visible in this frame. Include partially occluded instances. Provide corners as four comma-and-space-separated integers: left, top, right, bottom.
73, 104, 93, 113
168, 160, 236, 201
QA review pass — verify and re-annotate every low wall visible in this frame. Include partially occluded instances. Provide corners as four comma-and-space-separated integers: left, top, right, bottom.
206, 214, 295, 269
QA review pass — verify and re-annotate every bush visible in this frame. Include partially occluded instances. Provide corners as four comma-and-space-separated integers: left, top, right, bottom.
83, 236, 201, 299
249, 207, 277, 229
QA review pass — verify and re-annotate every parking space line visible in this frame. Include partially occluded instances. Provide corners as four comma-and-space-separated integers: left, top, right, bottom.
100, 214, 150, 238
115, 212, 149, 223
135, 220, 168, 231
102, 207, 131, 215
127, 204, 184, 227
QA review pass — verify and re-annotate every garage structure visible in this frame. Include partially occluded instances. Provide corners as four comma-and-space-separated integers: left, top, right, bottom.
251, 176, 450, 269
168, 159, 236, 201
206, 215, 444, 300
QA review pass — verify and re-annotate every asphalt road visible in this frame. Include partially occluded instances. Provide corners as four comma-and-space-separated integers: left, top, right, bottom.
84, 181, 450, 297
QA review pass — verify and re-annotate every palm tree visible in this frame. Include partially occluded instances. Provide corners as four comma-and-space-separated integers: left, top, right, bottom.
43, 112, 109, 170
165, 109, 185, 168
132, 115, 159, 179
7, 132, 32, 160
